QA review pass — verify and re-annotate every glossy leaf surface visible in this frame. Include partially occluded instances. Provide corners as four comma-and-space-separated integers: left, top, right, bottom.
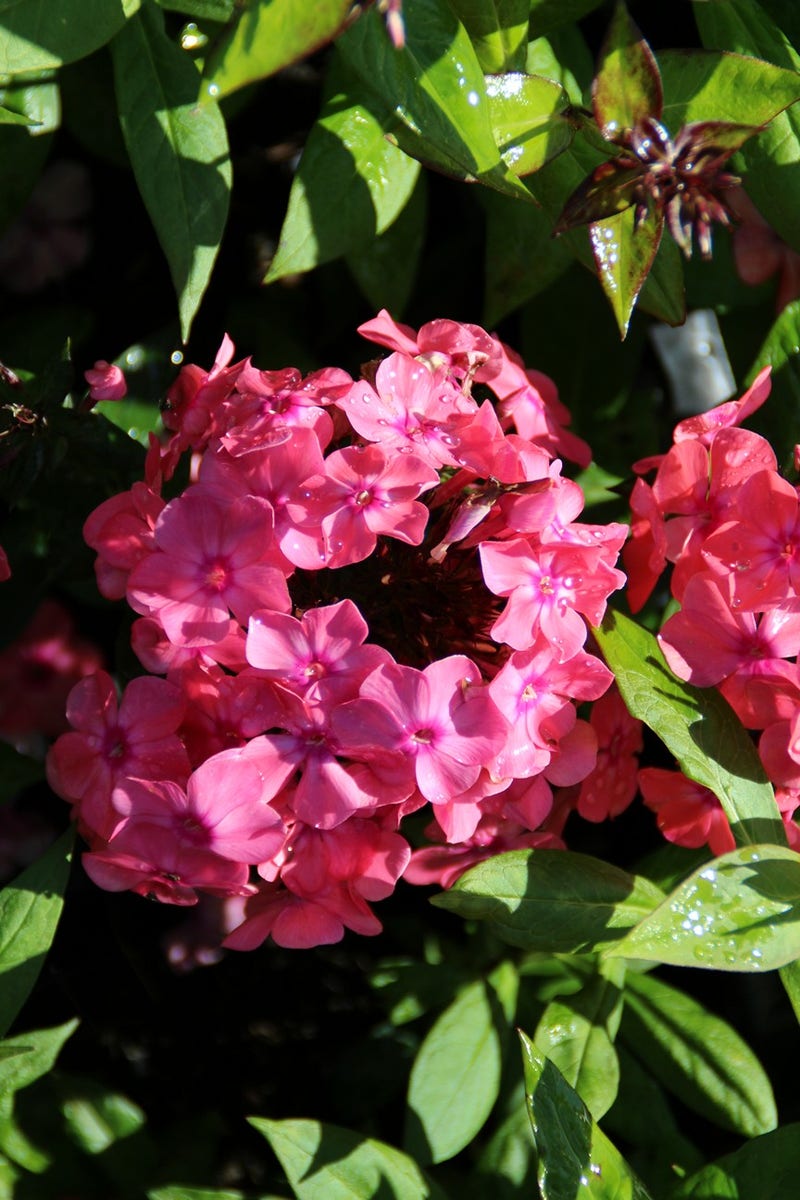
659, 49, 800, 133
0, 0, 137, 74
432, 848, 664, 954
608, 844, 800, 972
250, 1117, 448, 1200
534, 959, 624, 1119
448, 0, 529, 72
202, 0, 352, 100
622, 972, 777, 1135
590, 206, 665, 337
338, 0, 532, 200
266, 60, 420, 283
0, 828, 73, 1039
486, 72, 574, 177
112, 4, 231, 341
593, 609, 784, 846
520, 1032, 654, 1200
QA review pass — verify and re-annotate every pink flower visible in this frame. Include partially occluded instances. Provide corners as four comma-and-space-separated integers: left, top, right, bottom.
333, 657, 508, 805
85, 360, 127, 402
638, 768, 735, 855
128, 490, 290, 646
0, 546, 10, 582
577, 689, 643, 821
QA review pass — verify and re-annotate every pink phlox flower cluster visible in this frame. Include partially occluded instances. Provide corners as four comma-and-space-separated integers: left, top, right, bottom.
625, 365, 800, 849
50, 313, 631, 947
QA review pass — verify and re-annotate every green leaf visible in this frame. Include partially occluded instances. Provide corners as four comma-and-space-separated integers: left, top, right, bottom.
148, 1190, 257, 1200
482, 188, 572, 324
405, 972, 511, 1165
658, 49, 800, 133
621, 972, 776, 1136
249, 1117, 448, 1200
672, 1123, 800, 1200
607, 843, 800, 973
486, 73, 575, 177
337, 0, 532, 201
529, 0, 606, 37
447, 0, 530, 73
694, 0, 800, 253
0, 0, 138, 74
156, 0, 235, 17
534, 960, 624, 1120
0, 75, 58, 236
266, 58, 420, 283
593, 608, 784, 846
59, 1078, 146, 1154
0, 106, 36, 127
520, 1031, 655, 1200
431, 848, 665, 954
747, 298, 800, 384
347, 172, 427, 315
589, 207, 665, 338
111, 4, 231, 341
0, 828, 73, 1039
592, 1, 662, 138
202, 0, 352, 100
0, 1020, 78, 1097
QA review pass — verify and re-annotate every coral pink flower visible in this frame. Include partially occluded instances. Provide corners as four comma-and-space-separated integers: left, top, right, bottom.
128, 490, 290, 646
638, 768, 735, 855
333, 657, 508, 805
0, 546, 8, 582
83, 482, 165, 601
47, 670, 190, 839
577, 689, 643, 821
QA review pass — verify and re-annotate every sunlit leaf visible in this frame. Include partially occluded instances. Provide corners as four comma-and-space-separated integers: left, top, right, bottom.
265, 57, 420, 283
337, 0, 533, 201
448, 0, 530, 73
0, 828, 73, 1039
111, 4, 231, 341
608, 844, 800, 972
534, 960, 624, 1120
0, 0, 138, 74
659, 48, 800, 133
589, 206, 665, 337
250, 1117, 448, 1199
486, 73, 574, 177
622, 972, 777, 1135
520, 1031, 655, 1200
0, 1020, 78, 1097
593, 608, 784, 845
432, 848, 664, 954
405, 967, 516, 1164
203, 0, 351, 100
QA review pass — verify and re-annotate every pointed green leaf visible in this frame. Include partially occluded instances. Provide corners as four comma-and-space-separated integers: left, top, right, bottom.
609, 844, 800, 972
431, 848, 665, 954
0, 106, 37, 127
202, 0, 352, 100
266, 59, 420, 283
747, 298, 800, 384
589, 206, 665, 337
0, 75, 58, 235
0, 0, 138, 74
448, 0, 529, 73
337, 0, 532, 201
529, 0, 606, 37
534, 960, 624, 1120
593, 608, 784, 846
592, 1, 662, 138
111, 5, 231, 342
249, 1117, 448, 1200
673, 1123, 800, 1200
695, 0, 800, 253
520, 1031, 655, 1200
659, 49, 800, 133
0, 827, 73, 1039
486, 73, 575, 177
405, 972, 511, 1164
622, 971, 776, 1136
0, 1020, 78, 1098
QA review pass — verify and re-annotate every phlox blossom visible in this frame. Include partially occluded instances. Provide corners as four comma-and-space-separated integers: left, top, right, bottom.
638, 768, 735, 856
85, 360, 126, 401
